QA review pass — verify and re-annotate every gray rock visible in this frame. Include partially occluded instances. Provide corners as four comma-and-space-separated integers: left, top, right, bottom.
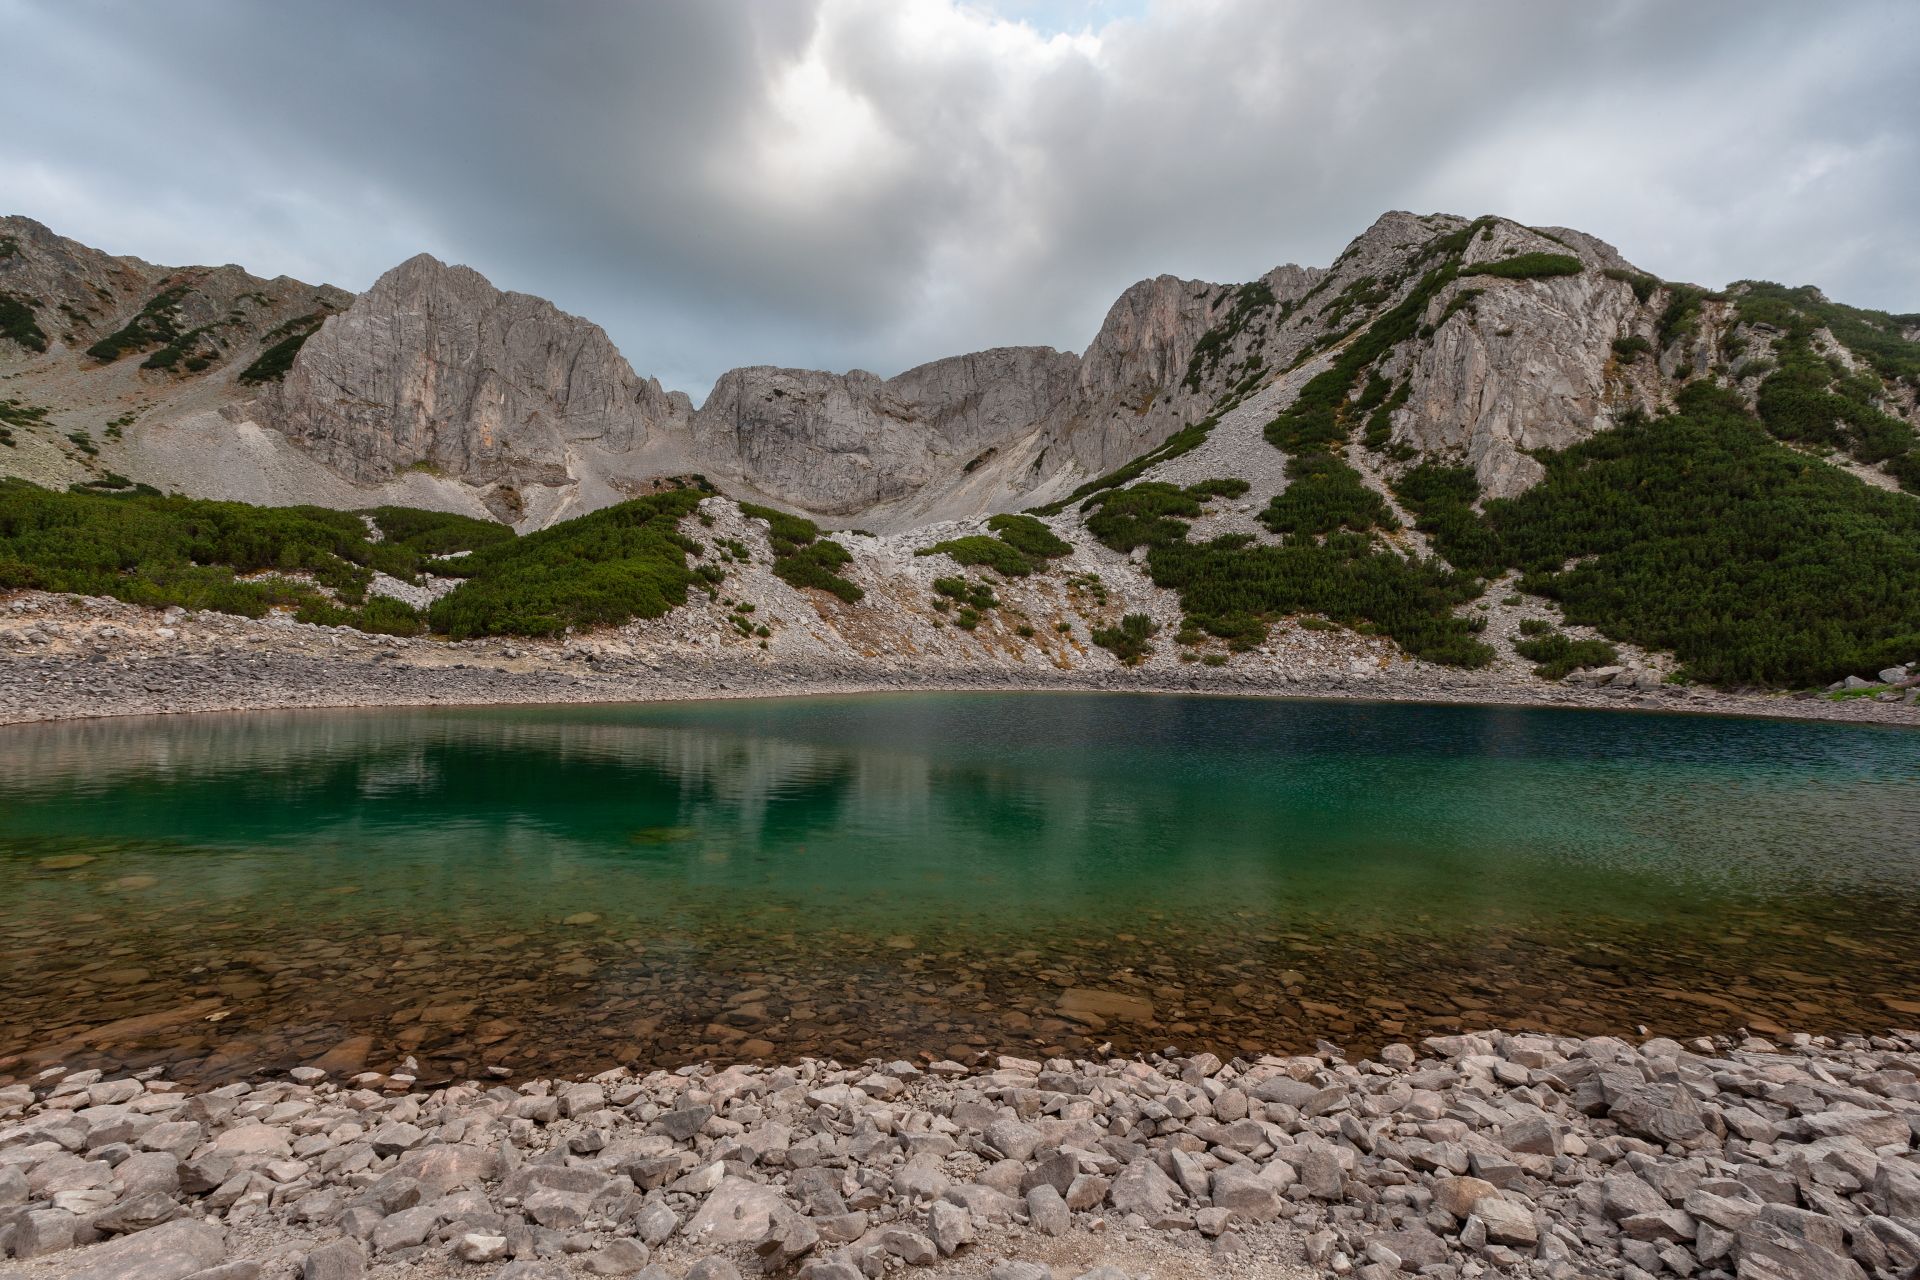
649, 1105, 713, 1142
454, 1233, 510, 1264
6, 1208, 77, 1259
494, 1264, 571, 1280
581, 1238, 652, 1276
1871, 1159, 1920, 1219
1472, 1198, 1539, 1248
183, 1264, 260, 1280
301, 1238, 366, 1280
927, 1200, 974, 1255
988, 1265, 1050, 1280
370, 1203, 439, 1253
632, 1200, 678, 1245
1432, 1175, 1501, 1220
1735, 1216, 1867, 1280
753, 1205, 819, 1271
1209, 1164, 1283, 1223
1025, 1183, 1070, 1237
1106, 1157, 1181, 1218
1607, 1084, 1707, 1146
795, 1263, 864, 1280
879, 1227, 937, 1265
92, 1192, 182, 1235
891, 1156, 949, 1202
261, 254, 690, 509
1299, 1144, 1345, 1200
683, 1177, 791, 1246
66, 1220, 228, 1280
684, 1261, 744, 1280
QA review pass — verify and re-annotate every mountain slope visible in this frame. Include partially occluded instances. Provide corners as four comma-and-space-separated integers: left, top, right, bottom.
0, 215, 352, 494
4, 209, 1918, 694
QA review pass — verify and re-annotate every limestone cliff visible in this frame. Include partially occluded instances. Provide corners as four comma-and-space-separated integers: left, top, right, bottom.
256, 255, 692, 510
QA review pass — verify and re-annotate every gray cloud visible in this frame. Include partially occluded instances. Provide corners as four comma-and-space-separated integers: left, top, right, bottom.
5, 0, 1916, 399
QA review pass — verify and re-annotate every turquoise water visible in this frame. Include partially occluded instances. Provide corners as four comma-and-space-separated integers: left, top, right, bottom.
2, 694, 1917, 1084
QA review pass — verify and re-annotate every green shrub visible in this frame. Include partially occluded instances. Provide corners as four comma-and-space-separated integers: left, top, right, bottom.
1611, 335, 1653, 363
87, 284, 191, 362
1393, 463, 1499, 575
1753, 323, 1918, 486
1735, 281, 1920, 386
985, 512, 1073, 559
1261, 453, 1398, 537
1656, 283, 1715, 351
1466, 253, 1582, 280
0, 398, 51, 429
1030, 412, 1224, 514
429, 491, 704, 637
917, 534, 1033, 577
773, 538, 863, 602
0, 481, 391, 615
1092, 613, 1157, 665
1085, 482, 1204, 551
364, 506, 514, 561
1517, 618, 1552, 637
933, 575, 997, 611
1183, 477, 1251, 500
738, 501, 864, 601
1435, 287, 1484, 329
238, 313, 328, 384
1471, 385, 1920, 686
0, 293, 48, 353
1513, 631, 1619, 680
1603, 268, 1660, 304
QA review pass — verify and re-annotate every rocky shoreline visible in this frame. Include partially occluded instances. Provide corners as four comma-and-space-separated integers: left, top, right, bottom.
2, 593, 1915, 729
2, 1030, 1917, 1280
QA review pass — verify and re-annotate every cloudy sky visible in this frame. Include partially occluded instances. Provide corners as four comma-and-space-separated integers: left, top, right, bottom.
7, 0, 1917, 398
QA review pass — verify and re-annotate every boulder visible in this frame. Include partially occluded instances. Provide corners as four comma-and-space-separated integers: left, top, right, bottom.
66, 1220, 228, 1280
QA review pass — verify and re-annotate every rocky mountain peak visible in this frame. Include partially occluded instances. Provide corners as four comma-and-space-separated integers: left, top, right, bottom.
256, 252, 690, 510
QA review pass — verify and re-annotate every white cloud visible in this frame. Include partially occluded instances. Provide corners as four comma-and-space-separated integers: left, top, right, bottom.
4, 0, 1916, 399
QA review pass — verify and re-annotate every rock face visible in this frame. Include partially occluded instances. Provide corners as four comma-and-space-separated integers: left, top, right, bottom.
688, 346, 1081, 517
257, 255, 692, 514
1378, 219, 1659, 497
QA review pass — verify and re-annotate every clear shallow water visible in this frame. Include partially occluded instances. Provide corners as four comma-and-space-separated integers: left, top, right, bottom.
2, 693, 1917, 1085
